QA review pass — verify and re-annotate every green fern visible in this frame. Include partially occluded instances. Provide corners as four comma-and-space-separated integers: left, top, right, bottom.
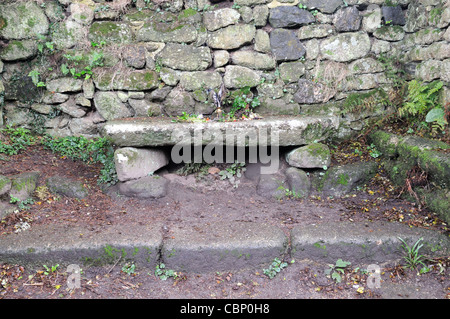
398, 80, 443, 119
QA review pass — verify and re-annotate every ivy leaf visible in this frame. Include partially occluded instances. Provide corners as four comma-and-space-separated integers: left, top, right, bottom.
425, 108, 446, 124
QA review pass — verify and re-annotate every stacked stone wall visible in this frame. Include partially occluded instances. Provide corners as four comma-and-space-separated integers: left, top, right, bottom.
0, 0, 449, 137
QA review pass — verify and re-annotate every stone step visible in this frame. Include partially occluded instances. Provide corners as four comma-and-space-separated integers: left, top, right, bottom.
0, 221, 448, 272
101, 116, 340, 147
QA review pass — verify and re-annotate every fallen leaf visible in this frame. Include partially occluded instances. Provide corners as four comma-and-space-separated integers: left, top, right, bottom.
208, 167, 221, 175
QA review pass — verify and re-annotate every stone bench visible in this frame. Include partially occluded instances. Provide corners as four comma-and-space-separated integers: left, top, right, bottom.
100, 115, 340, 147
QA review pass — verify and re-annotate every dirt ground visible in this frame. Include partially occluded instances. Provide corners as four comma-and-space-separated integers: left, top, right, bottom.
0, 137, 449, 301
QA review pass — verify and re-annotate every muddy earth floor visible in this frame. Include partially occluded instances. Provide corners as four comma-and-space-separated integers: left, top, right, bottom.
0, 141, 449, 301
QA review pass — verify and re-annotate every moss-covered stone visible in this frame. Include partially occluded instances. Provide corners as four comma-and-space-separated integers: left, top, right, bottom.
0, 40, 37, 62
0, 175, 11, 196
46, 176, 89, 199
89, 21, 132, 44
0, 2, 49, 40
9, 172, 40, 201
93, 68, 159, 91
419, 188, 450, 225
286, 143, 331, 169
312, 161, 378, 197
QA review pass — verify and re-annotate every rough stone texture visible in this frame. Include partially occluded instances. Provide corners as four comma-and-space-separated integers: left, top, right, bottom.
136, 22, 197, 44
114, 147, 169, 182
203, 8, 241, 31
381, 5, 406, 25
129, 99, 162, 117
213, 50, 230, 68
179, 71, 223, 91
69, 2, 94, 26
373, 25, 405, 41
333, 6, 362, 32
284, 167, 311, 198
293, 79, 335, 104
320, 32, 371, 62
93, 69, 159, 91
302, 0, 343, 13
313, 161, 378, 197
291, 222, 450, 264
118, 175, 169, 199
163, 222, 287, 272
42, 91, 69, 104
89, 21, 132, 44
207, 24, 256, 50
0, 2, 49, 40
57, 98, 86, 118
0, 175, 11, 196
256, 174, 286, 198
46, 77, 83, 93
286, 143, 331, 168
0, 223, 163, 269
93, 92, 132, 121
279, 61, 306, 83
297, 24, 333, 40
46, 176, 89, 199
9, 172, 40, 201
254, 29, 271, 53
0, 201, 16, 220
268, 6, 315, 28
122, 45, 147, 69
223, 65, 261, 89
101, 116, 340, 147
362, 4, 382, 33
230, 51, 276, 70
52, 20, 86, 50
270, 28, 306, 62
163, 88, 195, 116
0, 40, 38, 62
157, 43, 212, 71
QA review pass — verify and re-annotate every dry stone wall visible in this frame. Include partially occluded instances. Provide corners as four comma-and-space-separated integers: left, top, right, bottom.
0, 0, 449, 138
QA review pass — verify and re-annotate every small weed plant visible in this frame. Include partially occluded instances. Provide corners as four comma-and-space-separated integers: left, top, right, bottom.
263, 257, 290, 279
154, 263, 177, 281
43, 264, 59, 276
219, 162, 246, 188
121, 262, 136, 276
325, 259, 351, 283
0, 126, 36, 156
42, 135, 118, 186
398, 237, 428, 271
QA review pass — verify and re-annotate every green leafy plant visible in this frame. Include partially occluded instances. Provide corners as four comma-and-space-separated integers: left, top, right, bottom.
367, 143, 382, 158
399, 80, 443, 119
219, 161, 246, 188
28, 69, 46, 88
62, 51, 104, 80
398, 237, 428, 270
42, 135, 118, 186
263, 257, 289, 279
172, 112, 206, 123
121, 262, 136, 275
154, 263, 177, 280
43, 264, 59, 276
226, 86, 260, 119
276, 184, 303, 200
0, 126, 36, 156
325, 259, 351, 283
425, 107, 448, 134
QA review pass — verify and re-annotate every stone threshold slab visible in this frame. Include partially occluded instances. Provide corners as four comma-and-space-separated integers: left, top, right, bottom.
161, 222, 289, 273
291, 222, 450, 265
0, 223, 163, 269
1, 221, 448, 272
101, 115, 340, 147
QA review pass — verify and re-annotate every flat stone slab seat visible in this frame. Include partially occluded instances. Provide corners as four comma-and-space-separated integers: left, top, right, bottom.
101, 116, 340, 147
